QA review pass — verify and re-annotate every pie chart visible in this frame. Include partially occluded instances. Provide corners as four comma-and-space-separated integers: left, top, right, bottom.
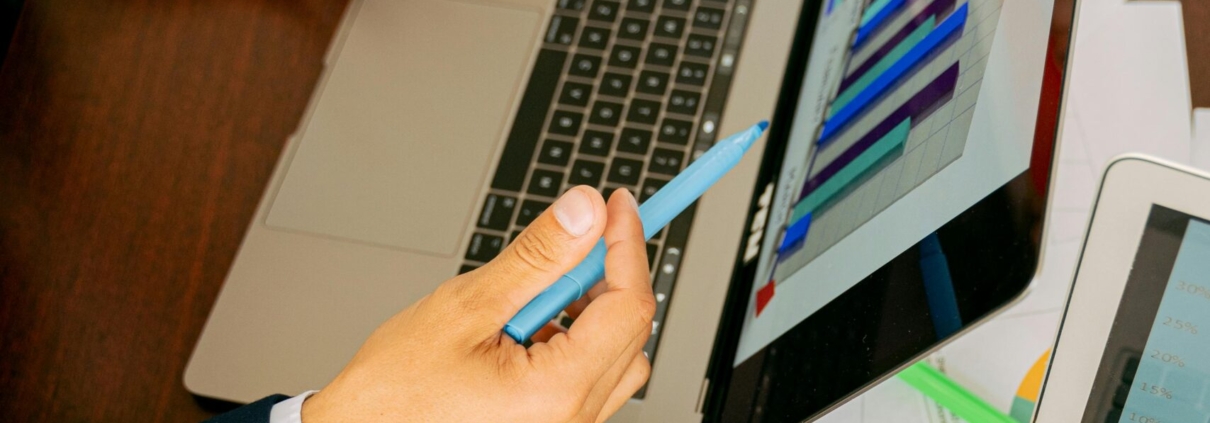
1010, 350, 1050, 422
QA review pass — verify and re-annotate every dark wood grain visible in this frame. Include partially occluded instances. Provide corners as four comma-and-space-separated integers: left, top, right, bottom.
1183, 1, 1210, 109
0, 0, 346, 421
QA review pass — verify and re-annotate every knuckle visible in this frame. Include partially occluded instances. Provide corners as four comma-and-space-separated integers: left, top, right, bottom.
509, 231, 562, 271
634, 294, 657, 322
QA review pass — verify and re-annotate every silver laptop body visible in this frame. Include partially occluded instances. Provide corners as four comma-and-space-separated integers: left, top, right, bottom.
184, 0, 799, 420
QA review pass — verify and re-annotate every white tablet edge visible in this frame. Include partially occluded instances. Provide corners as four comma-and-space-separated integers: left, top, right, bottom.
1034, 154, 1210, 422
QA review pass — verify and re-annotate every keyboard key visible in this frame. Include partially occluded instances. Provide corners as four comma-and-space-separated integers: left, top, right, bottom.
459, 264, 479, 275
677, 62, 709, 86
528, 169, 565, 197
599, 73, 632, 97
557, 0, 586, 10
1122, 357, 1139, 383
667, 90, 700, 115
491, 49, 566, 191
1112, 384, 1129, 408
693, 7, 725, 29
477, 194, 517, 230
559, 82, 592, 106
589, 101, 624, 127
618, 128, 652, 154
646, 43, 677, 66
663, 0, 691, 11
570, 160, 606, 187
609, 45, 642, 69
626, 99, 660, 124
686, 34, 717, 58
646, 243, 658, 268
580, 130, 614, 156
649, 148, 684, 175
654, 16, 685, 39
608, 158, 643, 185
516, 200, 550, 226
538, 139, 574, 166
588, 0, 621, 22
658, 118, 693, 144
636, 70, 670, 95
466, 233, 505, 262
627, 0, 655, 13
510, 230, 523, 244
549, 110, 583, 136
546, 16, 579, 44
579, 26, 611, 50
640, 177, 668, 201
619, 18, 650, 41
569, 54, 602, 78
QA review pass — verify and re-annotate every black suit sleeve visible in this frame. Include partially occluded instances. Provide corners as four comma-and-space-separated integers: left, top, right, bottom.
203, 395, 290, 423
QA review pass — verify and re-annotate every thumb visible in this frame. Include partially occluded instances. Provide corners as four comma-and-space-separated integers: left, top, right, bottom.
451, 186, 606, 329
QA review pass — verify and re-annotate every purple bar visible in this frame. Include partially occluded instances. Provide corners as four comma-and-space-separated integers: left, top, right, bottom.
840, 0, 957, 94
802, 63, 959, 198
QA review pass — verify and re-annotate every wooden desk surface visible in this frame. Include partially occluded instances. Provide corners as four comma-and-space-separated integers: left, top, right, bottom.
0, 1, 1204, 422
0, 1, 347, 420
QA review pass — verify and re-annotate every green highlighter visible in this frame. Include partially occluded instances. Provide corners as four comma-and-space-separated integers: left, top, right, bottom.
897, 361, 1018, 423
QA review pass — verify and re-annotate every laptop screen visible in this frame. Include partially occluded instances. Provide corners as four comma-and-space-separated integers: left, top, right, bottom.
707, 0, 1076, 420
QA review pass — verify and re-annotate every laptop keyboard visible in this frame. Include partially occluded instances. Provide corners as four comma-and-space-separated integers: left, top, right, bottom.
460, 0, 754, 396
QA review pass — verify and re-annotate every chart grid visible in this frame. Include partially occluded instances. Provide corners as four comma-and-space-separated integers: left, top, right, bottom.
771, 0, 1003, 282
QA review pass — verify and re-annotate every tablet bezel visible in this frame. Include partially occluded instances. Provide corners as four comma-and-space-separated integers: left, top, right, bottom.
1034, 156, 1210, 423
702, 0, 1081, 419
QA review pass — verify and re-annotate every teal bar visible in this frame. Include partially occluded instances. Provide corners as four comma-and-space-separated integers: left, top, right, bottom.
860, 0, 895, 27
791, 118, 910, 223
832, 15, 935, 117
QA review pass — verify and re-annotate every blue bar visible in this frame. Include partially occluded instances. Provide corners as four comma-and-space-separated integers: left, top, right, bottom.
777, 212, 812, 255
820, 2, 968, 143
840, 0, 957, 93
833, 15, 934, 116
853, 0, 906, 49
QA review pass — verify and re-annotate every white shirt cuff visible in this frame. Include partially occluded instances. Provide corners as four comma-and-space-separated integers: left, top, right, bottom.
269, 390, 318, 423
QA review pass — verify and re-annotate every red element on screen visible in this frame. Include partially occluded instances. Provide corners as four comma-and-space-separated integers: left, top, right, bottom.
755, 281, 776, 316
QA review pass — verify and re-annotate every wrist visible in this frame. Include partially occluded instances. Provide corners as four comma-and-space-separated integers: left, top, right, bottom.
299, 391, 332, 423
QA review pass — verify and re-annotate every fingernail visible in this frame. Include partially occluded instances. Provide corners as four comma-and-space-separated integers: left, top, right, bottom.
626, 189, 639, 211
553, 189, 594, 237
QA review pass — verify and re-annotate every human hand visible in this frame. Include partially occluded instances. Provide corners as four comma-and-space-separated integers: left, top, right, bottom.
301, 187, 656, 423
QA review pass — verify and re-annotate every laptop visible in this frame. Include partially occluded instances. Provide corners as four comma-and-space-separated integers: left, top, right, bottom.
185, 0, 1079, 420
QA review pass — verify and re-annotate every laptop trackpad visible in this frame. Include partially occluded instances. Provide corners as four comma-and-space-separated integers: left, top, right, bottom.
266, 0, 540, 255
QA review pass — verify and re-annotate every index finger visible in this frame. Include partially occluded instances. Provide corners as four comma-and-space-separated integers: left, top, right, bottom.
553, 189, 656, 377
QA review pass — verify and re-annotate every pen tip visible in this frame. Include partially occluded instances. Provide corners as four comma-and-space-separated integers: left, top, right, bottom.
757, 120, 769, 131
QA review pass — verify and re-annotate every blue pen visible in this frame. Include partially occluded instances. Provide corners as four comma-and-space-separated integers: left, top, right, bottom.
504, 121, 769, 342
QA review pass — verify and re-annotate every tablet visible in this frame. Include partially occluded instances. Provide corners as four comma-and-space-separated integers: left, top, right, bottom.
1035, 157, 1210, 423
702, 0, 1079, 420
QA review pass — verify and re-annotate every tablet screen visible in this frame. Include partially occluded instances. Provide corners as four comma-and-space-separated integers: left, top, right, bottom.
1080, 205, 1210, 423
705, 0, 1076, 420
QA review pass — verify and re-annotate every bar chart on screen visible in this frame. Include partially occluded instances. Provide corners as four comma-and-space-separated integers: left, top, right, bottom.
755, 0, 1003, 316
